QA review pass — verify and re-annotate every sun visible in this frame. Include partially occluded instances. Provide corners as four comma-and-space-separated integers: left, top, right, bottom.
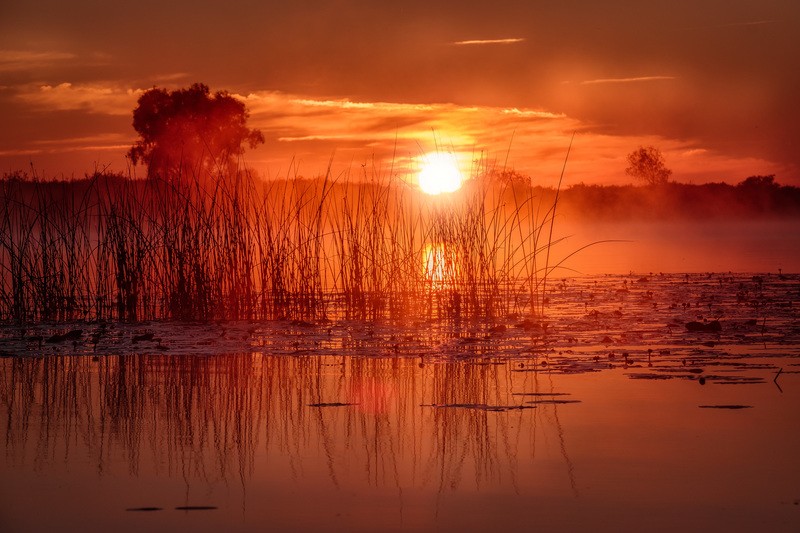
417, 152, 464, 195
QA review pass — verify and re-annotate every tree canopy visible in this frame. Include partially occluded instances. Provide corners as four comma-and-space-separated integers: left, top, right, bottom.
625, 146, 672, 185
128, 83, 264, 180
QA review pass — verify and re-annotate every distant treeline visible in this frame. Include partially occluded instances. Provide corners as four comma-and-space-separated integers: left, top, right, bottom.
4, 171, 798, 221
553, 175, 800, 220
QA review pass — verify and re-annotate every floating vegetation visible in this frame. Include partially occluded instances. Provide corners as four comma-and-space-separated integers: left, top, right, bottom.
686, 321, 722, 333
45, 329, 83, 343
0, 272, 797, 398
626, 373, 691, 380
525, 399, 582, 405
512, 392, 572, 397
711, 379, 767, 385
422, 403, 537, 412
698, 405, 753, 409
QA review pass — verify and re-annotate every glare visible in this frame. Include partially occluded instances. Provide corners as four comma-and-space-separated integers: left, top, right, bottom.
423, 243, 458, 285
418, 152, 464, 195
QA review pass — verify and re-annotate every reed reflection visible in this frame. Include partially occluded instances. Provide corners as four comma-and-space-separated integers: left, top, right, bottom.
1, 352, 576, 497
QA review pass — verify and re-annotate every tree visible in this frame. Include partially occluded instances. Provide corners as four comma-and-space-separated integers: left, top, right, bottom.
738, 174, 777, 190
625, 146, 672, 185
128, 83, 264, 180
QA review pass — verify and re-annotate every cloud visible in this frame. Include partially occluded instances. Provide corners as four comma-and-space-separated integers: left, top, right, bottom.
452, 38, 525, 46
150, 72, 191, 83
16, 82, 143, 115
277, 134, 380, 143
287, 97, 435, 113
255, 91, 783, 185
0, 133, 133, 157
32, 133, 133, 148
679, 20, 776, 31
580, 76, 676, 85
502, 108, 566, 119
0, 148, 42, 157
1, 84, 786, 185
0, 50, 77, 72
0, 144, 130, 158
718, 20, 775, 28
244, 92, 572, 144
680, 148, 708, 157
239, 91, 594, 180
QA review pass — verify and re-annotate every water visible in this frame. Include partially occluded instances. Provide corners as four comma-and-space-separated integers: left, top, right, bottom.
2, 273, 799, 532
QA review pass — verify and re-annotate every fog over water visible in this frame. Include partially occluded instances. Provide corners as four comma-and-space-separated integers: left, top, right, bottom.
556, 218, 800, 275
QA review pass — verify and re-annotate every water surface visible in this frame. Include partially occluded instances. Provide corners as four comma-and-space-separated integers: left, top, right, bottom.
2, 274, 799, 532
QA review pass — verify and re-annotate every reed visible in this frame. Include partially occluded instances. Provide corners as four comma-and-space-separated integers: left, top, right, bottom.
0, 155, 574, 324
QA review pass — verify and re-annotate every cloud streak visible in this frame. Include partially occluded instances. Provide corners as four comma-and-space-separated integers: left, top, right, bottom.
501, 108, 566, 119
16, 83, 142, 115
452, 38, 525, 46
680, 20, 776, 31
0, 50, 77, 72
580, 76, 676, 85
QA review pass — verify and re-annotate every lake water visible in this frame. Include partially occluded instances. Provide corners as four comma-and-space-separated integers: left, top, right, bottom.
2, 273, 799, 532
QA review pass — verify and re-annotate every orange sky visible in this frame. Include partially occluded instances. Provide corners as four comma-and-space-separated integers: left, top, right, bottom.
1, 1, 798, 185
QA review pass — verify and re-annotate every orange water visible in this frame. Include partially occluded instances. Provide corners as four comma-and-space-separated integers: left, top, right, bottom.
2, 273, 799, 532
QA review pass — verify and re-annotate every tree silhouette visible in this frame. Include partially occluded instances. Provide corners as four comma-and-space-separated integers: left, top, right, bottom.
625, 146, 672, 185
738, 174, 777, 190
128, 83, 264, 180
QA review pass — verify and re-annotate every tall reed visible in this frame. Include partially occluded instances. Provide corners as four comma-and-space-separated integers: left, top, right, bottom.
0, 158, 571, 324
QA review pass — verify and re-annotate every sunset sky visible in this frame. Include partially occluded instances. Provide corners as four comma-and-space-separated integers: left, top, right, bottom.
1, 0, 798, 186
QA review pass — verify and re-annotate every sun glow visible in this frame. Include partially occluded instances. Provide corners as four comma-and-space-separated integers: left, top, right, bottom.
423, 243, 459, 286
417, 152, 464, 195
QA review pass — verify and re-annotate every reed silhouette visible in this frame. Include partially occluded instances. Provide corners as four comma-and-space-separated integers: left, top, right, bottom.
0, 161, 574, 324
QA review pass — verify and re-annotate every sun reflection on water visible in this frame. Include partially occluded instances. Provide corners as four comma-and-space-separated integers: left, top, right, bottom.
423, 242, 459, 286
